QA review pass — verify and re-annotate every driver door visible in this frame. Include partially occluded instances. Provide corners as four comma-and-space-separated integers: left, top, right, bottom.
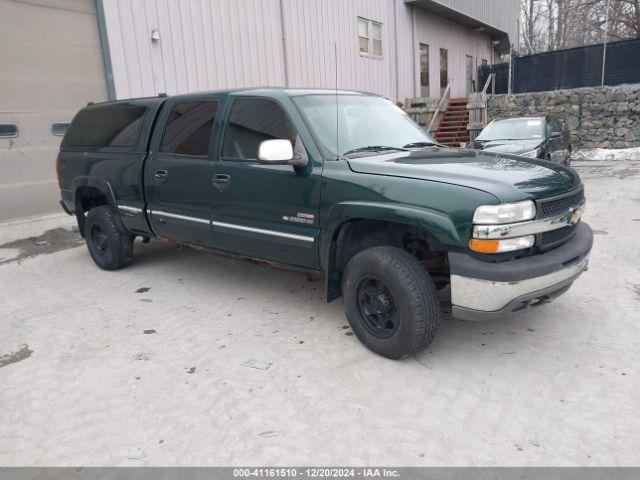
209, 96, 321, 269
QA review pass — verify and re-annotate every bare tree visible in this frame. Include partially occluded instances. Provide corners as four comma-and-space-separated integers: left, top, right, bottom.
520, 0, 639, 54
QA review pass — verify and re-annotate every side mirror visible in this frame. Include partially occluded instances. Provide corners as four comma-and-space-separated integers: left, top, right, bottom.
257, 139, 293, 164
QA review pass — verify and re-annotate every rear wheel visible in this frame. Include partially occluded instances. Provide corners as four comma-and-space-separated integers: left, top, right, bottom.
342, 246, 441, 359
84, 206, 134, 270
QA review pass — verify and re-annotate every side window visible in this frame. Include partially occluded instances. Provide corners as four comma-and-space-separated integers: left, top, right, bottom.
546, 120, 553, 138
160, 100, 219, 156
222, 98, 296, 160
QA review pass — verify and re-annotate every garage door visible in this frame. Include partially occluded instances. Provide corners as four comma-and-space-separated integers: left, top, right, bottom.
0, 0, 108, 221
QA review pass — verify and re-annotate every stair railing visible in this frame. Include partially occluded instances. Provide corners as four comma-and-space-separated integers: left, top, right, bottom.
467, 73, 495, 144
427, 80, 451, 134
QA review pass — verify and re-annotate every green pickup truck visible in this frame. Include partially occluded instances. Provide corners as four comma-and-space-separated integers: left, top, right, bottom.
57, 88, 592, 359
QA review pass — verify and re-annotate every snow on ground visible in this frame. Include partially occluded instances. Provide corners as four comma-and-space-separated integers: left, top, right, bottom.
573, 147, 640, 161
571, 149, 640, 180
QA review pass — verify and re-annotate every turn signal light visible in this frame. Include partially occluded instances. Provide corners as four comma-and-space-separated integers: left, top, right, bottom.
469, 235, 535, 254
469, 239, 500, 253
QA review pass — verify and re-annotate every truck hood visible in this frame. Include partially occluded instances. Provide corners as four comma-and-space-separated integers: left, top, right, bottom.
474, 138, 542, 155
346, 147, 580, 202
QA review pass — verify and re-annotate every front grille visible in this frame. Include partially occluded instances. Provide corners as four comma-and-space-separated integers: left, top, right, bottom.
537, 188, 584, 218
539, 224, 578, 250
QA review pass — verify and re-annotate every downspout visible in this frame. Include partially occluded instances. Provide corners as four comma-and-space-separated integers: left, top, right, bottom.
393, 0, 399, 102
278, 0, 290, 87
94, 0, 116, 100
411, 6, 417, 97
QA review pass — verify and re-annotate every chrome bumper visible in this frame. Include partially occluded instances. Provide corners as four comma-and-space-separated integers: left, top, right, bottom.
449, 222, 593, 321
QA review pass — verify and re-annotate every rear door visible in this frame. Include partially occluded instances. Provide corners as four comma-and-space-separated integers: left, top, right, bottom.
209, 95, 322, 269
144, 96, 221, 246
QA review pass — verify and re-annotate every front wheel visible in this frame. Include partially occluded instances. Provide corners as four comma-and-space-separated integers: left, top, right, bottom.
342, 246, 441, 359
84, 206, 134, 270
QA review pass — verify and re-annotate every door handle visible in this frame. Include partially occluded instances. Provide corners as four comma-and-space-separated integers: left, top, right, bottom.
154, 170, 168, 182
213, 174, 231, 190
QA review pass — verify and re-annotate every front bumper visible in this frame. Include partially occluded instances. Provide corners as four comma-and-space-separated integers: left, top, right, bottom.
449, 222, 593, 321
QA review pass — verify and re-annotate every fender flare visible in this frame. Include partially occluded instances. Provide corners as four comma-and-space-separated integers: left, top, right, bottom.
71, 176, 123, 236
71, 176, 117, 207
320, 201, 461, 301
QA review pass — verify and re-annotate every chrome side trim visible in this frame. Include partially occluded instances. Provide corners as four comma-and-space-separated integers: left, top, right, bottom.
149, 210, 210, 225
118, 205, 142, 214
451, 256, 589, 311
211, 220, 315, 243
473, 202, 585, 239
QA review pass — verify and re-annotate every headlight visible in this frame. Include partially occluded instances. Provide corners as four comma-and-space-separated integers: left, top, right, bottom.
473, 200, 536, 224
520, 147, 541, 158
469, 235, 535, 253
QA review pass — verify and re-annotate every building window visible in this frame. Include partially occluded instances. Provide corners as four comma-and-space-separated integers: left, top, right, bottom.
358, 17, 369, 54
0, 124, 18, 138
440, 48, 448, 94
358, 17, 382, 57
466, 55, 474, 94
419, 44, 429, 97
371, 21, 382, 57
160, 100, 219, 157
52, 123, 70, 136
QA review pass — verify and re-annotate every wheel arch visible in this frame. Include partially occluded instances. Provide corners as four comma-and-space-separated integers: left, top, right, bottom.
71, 177, 121, 237
322, 202, 458, 302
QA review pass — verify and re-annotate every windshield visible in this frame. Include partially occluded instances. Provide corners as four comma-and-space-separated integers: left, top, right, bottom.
476, 118, 545, 141
292, 94, 436, 157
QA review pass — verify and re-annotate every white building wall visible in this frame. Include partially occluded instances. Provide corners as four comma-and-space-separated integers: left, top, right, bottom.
102, 0, 287, 98
437, 0, 520, 51
100, 0, 507, 101
281, 0, 396, 100
411, 7, 494, 98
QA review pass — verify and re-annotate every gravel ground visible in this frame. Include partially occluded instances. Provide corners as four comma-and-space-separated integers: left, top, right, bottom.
0, 158, 639, 466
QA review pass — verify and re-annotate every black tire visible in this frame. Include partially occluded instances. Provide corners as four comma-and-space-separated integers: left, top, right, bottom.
342, 246, 440, 359
84, 205, 134, 270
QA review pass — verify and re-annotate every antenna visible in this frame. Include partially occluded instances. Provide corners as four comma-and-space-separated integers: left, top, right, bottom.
334, 42, 339, 159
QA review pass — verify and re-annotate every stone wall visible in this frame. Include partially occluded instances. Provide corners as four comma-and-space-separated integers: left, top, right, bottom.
486, 84, 640, 149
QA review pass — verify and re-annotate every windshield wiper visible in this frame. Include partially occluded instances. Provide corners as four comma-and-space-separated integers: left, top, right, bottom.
342, 145, 408, 156
403, 141, 437, 148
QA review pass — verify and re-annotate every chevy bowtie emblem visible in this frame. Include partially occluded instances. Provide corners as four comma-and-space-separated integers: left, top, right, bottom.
569, 207, 583, 225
